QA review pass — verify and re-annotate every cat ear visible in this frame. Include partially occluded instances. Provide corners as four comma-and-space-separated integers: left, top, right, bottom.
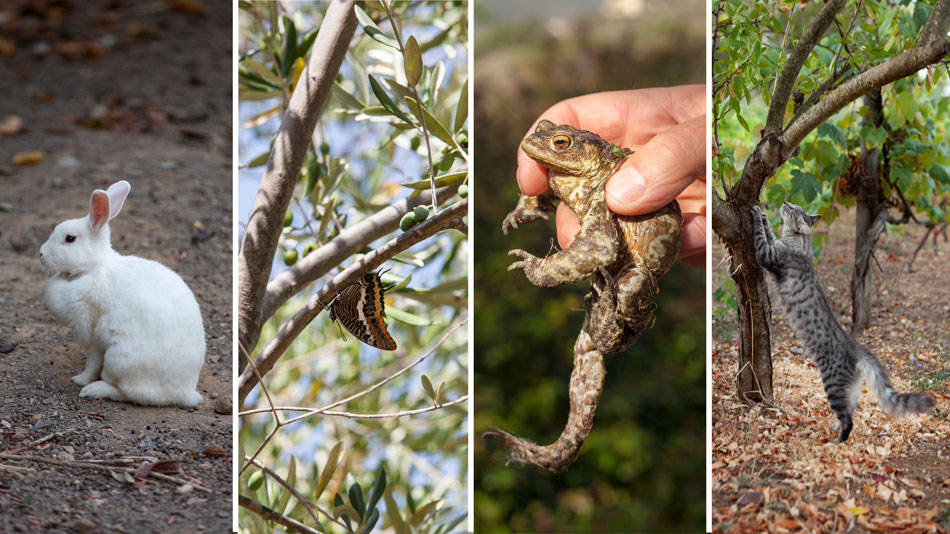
808, 213, 822, 226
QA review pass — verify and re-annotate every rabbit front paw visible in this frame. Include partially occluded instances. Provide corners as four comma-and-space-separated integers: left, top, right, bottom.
72, 371, 98, 386
79, 381, 126, 402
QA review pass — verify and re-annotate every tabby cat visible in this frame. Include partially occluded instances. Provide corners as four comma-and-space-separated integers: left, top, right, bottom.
752, 201, 934, 442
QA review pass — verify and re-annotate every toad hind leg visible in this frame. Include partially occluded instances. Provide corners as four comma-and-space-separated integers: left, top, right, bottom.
482, 330, 605, 473
585, 265, 657, 354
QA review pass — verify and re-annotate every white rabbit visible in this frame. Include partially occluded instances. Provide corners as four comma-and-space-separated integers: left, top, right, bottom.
39, 180, 205, 407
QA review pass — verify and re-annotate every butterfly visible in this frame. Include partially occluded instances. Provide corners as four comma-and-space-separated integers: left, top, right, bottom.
328, 270, 397, 350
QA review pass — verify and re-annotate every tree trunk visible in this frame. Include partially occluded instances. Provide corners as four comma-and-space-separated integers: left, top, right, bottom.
851, 89, 885, 335
731, 237, 774, 402
713, 193, 774, 403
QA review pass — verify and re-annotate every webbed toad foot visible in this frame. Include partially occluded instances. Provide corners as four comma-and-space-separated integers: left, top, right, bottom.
501, 192, 557, 235
502, 206, 549, 235
506, 248, 535, 273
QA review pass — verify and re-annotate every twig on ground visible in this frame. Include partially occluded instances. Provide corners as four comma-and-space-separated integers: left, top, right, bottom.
0, 453, 212, 493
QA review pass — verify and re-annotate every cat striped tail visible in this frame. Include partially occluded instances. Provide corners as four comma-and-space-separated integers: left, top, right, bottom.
857, 349, 935, 416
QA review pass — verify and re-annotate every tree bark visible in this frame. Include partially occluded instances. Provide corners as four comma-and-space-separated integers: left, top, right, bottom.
718, 195, 775, 401
851, 89, 886, 335
238, 0, 358, 362
713, 0, 950, 403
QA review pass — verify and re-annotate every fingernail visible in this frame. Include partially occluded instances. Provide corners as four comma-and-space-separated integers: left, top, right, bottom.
606, 166, 646, 206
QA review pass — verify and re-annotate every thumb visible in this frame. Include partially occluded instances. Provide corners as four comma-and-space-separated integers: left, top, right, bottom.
605, 114, 705, 215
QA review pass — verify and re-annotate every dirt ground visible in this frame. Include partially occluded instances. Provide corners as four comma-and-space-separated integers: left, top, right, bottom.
712, 206, 950, 533
0, 1, 232, 532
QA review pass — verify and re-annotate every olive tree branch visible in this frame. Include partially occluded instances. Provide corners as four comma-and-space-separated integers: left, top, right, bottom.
239, 395, 468, 419
239, 0, 358, 369
239, 495, 325, 534
239, 199, 467, 404
260, 183, 459, 323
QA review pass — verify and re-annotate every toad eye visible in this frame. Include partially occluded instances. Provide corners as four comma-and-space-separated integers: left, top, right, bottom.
552, 134, 572, 150
65, 234, 76, 244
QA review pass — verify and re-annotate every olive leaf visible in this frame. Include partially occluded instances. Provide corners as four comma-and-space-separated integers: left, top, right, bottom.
404, 35, 423, 86
384, 487, 409, 534
400, 171, 466, 190
405, 96, 457, 149
276, 456, 296, 515
454, 79, 468, 133
314, 441, 342, 502
369, 75, 415, 126
354, 5, 399, 49
421, 374, 436, 402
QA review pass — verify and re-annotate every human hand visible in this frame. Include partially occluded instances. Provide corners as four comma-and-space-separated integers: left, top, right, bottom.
516, 86, 706, 268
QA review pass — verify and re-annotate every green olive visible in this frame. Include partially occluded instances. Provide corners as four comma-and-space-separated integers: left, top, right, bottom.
458, 184, 468, 198
413, 205, 429, 222
283, 249, 298, 266
284, 210, 293, 227
320, 141, 330, 155
400, 212, 417, 232
303, 242, 317, 257
248, 470, 265, 490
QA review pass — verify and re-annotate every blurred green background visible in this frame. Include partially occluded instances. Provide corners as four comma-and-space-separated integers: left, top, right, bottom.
473, 0, 706, 532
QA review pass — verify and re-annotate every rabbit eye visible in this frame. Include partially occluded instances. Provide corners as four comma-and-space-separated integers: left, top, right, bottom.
65, 234, 76, 244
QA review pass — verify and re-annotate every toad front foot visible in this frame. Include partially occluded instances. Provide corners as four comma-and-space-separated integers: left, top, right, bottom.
501, 191, 558, 235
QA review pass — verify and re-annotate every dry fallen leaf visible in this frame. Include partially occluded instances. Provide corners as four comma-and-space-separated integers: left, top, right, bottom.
202, 445, 227, 458
171, 0, 207, 13
12, 151, 44, 165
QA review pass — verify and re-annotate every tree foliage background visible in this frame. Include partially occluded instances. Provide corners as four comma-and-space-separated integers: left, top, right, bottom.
472, 1, 705, 532
237, 2, 468, 533
715, 0, 950, 240
712, 0, 950, 401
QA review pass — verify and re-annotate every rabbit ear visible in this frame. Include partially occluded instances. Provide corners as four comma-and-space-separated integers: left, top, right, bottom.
105, 181, 131, 220
89, 181, 131, 232
90, 190, 111, 231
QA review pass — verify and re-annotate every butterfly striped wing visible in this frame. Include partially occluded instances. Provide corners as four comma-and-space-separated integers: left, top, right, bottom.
328, 271, 397, 350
